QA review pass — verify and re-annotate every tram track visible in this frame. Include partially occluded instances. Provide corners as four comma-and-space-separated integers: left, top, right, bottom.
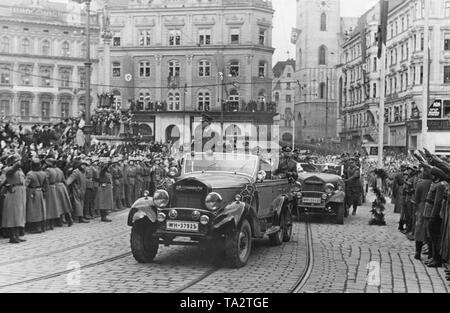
289, 217, 314, 293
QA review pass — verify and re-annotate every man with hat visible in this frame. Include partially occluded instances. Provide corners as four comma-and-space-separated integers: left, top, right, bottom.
1, 154, 27, 243
95, 158, 114, 222
84, 157, 98, 219
111, 160, 123, 212
66, 159, 89, 223
127, 158, 137, 203
423, 167, 448, 267
273, 146, 298, 180
43, 158, 64, 228
393, 164, 407, 229
25, 158, 48, 233
344, 160, 362, 217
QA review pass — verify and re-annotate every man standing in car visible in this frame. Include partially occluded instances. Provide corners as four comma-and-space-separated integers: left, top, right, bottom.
274, 146, 298, 180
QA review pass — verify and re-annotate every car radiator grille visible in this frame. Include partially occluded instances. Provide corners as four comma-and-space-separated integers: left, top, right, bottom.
303, 184, 324, 192
172, 192, 205, 209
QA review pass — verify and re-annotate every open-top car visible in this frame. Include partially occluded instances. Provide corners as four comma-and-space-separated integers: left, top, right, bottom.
127, 153, 296, 268
295, 164, 346, 224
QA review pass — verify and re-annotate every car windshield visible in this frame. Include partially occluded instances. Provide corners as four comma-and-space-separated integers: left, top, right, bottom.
184, 153, 257, 177
300, 163, 342, 175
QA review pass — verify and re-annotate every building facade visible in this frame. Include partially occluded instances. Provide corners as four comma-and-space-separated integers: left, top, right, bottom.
272, 58, 295, 146
338, 0, 450, 155
292, 0, 342, 144
99, 0, 276, 147
0, 0, 100, 127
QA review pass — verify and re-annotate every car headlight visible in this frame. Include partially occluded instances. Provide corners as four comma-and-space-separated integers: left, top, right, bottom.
205, 192, 222, 211
200, 215, 210, 225
154, 190, 169, 208
293, 181, 302, 193
157, 212, 166, 222
322, 194, 327, 200
325, 183, 335, 195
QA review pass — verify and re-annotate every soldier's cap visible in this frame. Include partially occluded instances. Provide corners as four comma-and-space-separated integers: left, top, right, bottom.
431, 167, 447, 180
282, 146, 292, 153
45, 158, 56, 166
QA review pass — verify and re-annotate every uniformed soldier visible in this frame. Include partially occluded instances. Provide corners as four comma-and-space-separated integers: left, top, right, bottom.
25, 158, 48, 233
66, 160, 89, 223
95, 158, 114, 222
127, 159, 137, 203
344, 160, 362, 217
273, 146, 298, 180
135, 159, 144, 199
84, 158, 98, 219
111, 162, 123, 211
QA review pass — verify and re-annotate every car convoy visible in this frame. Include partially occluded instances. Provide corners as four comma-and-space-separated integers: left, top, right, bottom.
127, 152, 349, 268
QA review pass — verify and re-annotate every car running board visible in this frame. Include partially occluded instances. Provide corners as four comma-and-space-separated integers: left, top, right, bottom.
264, 226, 281, 236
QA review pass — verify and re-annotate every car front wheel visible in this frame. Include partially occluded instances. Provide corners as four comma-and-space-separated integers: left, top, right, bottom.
130, 220, 159, 263
283, 208, 293, 242
225, 219, 252, 268
336, 204, 345, 225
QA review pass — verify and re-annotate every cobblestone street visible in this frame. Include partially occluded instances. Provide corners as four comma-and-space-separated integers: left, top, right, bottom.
0, 192, 448, 293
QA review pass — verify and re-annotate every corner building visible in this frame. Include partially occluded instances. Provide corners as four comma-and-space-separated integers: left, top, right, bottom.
100, 0, 277, 148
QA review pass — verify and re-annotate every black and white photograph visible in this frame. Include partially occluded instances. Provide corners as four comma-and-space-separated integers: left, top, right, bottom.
0, 0, 450, 300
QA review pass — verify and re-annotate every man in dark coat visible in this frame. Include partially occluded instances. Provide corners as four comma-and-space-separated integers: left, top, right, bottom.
273, 146, 298, 180
393, 164, 406, 230
344, 161, 361, 216
414, 167, 433, 260
66, 160, 89, 223
25, 158, 49, 233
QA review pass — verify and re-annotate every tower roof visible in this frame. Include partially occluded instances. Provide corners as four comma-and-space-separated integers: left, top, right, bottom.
273, 59, 295, 78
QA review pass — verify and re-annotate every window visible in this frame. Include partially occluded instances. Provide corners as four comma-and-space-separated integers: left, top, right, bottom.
229, 61, 239, 77
168, 92, 180, 111
113, 32, 121, 46
287, 72, 291, 78
445, 35, 450, 51
420, 33, 424, 51
42, 40, 50, 56
79, 68, 86, 88
229, 89, 239, 109
405, 72, 409, 88
1, 37, 9, 53
59, 68, 71, 87
22, 38, 31, 54
320, 13, 327, 31
444, 66, 450, 83
319, 82, 326, 99
40, 66, 52, 87
20, 65, 32, 85
81, 43, 87, 58
258, 91, 266, 104
446, 1, 450, 17
0, 99, 10, 116
198, 60, 211, 77
112, 62, 121, 78
230, 28, 240, 44
373, 57, 377, 72
420, 65, 424, 84
286, 82, 291, 89
168, 60, 180, 77
197, 91, 211, 111
199, 29, 211, 45
258, 61, 266, 78
139, 61, 151, 78
286, 95, 292, 103
169, 30, 181, 46
61, 41, 70, 56
259, 29, 266, 45
20, 99, 30, 120
139, 30, 151, 46
274, 92, 280, 103
0, 65, 11, 84
113, 90, 121, 109
41, 100, 50, 120
60, 97, 70, 118
373, 83, 377, 98
319, 45, 326, 65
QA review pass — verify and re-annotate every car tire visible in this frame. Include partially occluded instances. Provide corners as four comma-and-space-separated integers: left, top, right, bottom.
336, 204, 345, 225
130, 220, 159, 263
269, 214, 284, 246
225, 219, 252, 268
283, 206, 293, 242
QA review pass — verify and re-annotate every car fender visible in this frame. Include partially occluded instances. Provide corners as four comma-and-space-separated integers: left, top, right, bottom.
328, 191, 345, 204
213, 201, 246, 230
127, 197, 157, 226
271, 195, 291, 225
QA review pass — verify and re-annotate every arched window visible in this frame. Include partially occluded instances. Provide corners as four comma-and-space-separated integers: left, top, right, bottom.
197, 91, 211, 111
319, 45, 327, 65
168, 92, 174, 110
258, 90, 266, 103
61, 41, 70, 56
1, 37, 9, 53
274, 92, 280, 103
22, 38, 30, 54
198, 60, 211, 77
320, 13, 327, 31
168, 92, 180, 111
42, 40, 50, 56
319, 82, 326, 99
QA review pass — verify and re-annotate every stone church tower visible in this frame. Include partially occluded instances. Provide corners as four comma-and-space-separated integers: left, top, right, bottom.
293, 0, 341, 143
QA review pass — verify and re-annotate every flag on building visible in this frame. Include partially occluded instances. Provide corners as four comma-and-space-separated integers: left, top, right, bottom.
377, 0, 389, 59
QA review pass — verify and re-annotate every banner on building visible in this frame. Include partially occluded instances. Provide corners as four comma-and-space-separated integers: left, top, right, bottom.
428, 99, 442, 118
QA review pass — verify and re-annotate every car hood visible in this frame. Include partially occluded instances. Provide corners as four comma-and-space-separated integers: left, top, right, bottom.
179, 172, 252, 189
298, 172, 341, 183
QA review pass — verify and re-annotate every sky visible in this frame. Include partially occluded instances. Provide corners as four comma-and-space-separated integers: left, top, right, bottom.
272, 0, 379, 63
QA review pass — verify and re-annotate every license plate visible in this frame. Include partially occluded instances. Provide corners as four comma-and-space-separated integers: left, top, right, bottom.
166, 221, 199, 232
303, 197, 322, 204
